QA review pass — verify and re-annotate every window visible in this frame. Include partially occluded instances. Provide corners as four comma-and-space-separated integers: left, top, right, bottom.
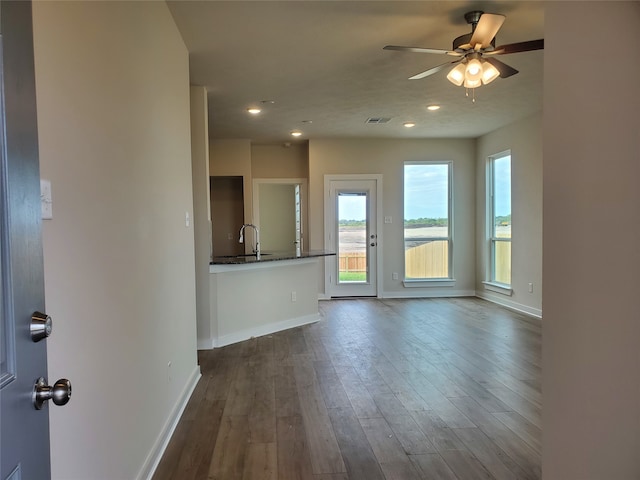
488, 152, 511, 286
403, 162, 452, 280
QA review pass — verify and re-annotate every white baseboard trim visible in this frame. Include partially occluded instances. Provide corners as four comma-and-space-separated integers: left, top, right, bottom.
382, 289, 476, 299
203, 313, 321, 349
197, 337, 215, 350
138, 364, 201, 480
476, 291, 542, 319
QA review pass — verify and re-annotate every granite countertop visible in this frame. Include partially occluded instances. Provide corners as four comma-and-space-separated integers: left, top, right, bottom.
210, 250, 335, 265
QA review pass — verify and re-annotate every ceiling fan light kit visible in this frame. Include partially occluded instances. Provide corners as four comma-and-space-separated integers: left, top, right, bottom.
481, 62, 500, 85
445, 57, 499, 88
446, 63, 466, 86
384, 10, 543, 99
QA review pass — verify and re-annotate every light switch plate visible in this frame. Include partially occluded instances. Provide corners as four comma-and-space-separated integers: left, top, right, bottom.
384, 216, 392, 224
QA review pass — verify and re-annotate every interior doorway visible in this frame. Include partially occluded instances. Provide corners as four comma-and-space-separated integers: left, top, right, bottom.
210, 176, 244, 257
252, 178, 307, 253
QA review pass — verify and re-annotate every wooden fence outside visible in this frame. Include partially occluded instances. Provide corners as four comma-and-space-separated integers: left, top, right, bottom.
339, 252, 367, 272
494, 241, 511, 284
339, 240, 510, 282
337, 241, 448, 278
405, 241, 448, 278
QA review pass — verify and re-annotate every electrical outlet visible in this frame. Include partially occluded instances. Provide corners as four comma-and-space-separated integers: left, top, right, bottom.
392, 272, 399, 280
291, 291, 297, 302
528, 282, 533, 293
167, 361, 172, 383
185, 211, 190, 227
384, 216, 392, 224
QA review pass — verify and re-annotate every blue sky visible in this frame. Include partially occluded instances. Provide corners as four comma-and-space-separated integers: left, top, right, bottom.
493, 156, 512, 217
338, 194, 366, 221
404, 164, 449, 219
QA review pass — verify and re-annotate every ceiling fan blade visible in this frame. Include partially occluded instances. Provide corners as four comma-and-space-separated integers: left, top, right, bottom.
408, 59, 463, 80
384, 45, 461, 56
470, 13, 505, 49
484, 57, 519, 78
487, 39, 544, 55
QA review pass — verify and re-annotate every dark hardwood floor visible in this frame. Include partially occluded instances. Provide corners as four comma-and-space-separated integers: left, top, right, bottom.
153, 297, 541, 480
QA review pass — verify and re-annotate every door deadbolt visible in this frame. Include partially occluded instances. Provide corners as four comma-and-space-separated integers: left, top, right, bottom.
31, 311, 52, 342
33, 377, 72, 410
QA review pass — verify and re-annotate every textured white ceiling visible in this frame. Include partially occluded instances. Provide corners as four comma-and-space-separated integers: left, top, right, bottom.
168, 1, 544, 143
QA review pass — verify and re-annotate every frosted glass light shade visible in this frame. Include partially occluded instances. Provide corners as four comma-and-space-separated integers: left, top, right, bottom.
465, 58, 483, 83
481, 62, 500, 84
464, 77, 482, 89
446, 63, 466, 86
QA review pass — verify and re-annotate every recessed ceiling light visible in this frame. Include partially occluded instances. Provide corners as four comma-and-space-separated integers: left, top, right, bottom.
247, 107, 261, 115
403, 122, 416, 128
290, 130, 302, 137
427, 105, 441, 111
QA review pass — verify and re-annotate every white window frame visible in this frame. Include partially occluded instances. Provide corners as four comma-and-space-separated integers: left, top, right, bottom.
403, 161, 453, 285
485, 151, 512, 293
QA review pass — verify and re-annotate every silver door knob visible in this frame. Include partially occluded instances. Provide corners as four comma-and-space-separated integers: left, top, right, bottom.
33, 377, 72, 410
31, 311, 52, 342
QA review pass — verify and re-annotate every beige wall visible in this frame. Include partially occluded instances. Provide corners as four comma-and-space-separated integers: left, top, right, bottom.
543, 2, 640, 478
251, 143, 309, 178
32, 2, 198, 479
476, 112, 542, 316
308, 138, 476, 297
210, 139, 255, 251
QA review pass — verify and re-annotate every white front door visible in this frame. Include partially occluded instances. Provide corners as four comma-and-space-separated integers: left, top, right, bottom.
325, 177, 381, 297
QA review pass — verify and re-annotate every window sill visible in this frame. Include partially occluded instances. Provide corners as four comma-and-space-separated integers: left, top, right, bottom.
482, 281, 512, 296
403, 279, 456, 288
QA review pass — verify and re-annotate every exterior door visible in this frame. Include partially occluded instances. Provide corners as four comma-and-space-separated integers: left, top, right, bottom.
1, 3, 68, 478
326, 178, 379, 297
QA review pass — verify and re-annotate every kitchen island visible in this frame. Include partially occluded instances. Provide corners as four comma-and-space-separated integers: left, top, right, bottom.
202, 251, 334, 349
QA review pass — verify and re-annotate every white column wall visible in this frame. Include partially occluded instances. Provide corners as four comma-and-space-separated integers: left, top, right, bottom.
542, 2, 640, 478
33, 3, 199, 479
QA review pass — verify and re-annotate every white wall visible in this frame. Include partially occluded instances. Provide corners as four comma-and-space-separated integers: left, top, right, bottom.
542, 2, 640, 478
476, 112, 542, 317
308, 138, 476, 297
209, 260, 320, 347
190, 86, 212, 351
32, 2, 199, 479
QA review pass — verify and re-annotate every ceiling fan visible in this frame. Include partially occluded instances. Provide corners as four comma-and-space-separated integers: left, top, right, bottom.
384, 11, 543, 90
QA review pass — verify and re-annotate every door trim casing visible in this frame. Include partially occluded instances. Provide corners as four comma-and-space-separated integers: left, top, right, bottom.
323, 174, 383, 298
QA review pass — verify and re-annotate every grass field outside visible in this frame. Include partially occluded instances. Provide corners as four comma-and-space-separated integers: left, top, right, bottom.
339, 271, 367, 282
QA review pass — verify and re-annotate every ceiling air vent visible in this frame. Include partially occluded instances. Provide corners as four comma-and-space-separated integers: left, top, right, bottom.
366, 117, 391, 124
